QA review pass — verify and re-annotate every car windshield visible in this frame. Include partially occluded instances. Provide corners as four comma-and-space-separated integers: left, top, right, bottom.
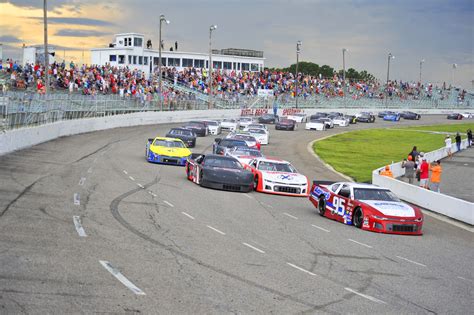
223, 119, 235, 123
310, 119, 323, 123
280, 119, 292, 124
240, 117, 252, 122
248, 124, 264, 129
205, 157, 243, 169
354, 188, 400, 202
262, 114, 273, 119
233, 148, 262, 157
233, 135, 256, 142
170, 129, 193, 136
258, 161, 296, 172
220, 140, 248, 147
206, 121, 218, 126
248, 129, 266, 134
153, 140, 185, 148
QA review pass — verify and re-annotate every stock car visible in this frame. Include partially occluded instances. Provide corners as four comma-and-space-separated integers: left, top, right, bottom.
220, 118, 239, 131
258, 114, 279, 124
310, 112, 329, 120
356, 112, 376, 123
244, 123, 268, 131
246, 157, 310, 197
185, 154, 254, 192
213, 138, 249, 155
345, 115, 358, 124
226, 146, 264, 165
284, 113, 307, 123
383, 112, 401, 121
182, 121, 208, 136
165, 128, 197, 148
447, 113, 463, 120
247, 128, 269, 145
275, 118, 297, 130
400, 111, 421, 120
305, 118, 326, 131
227, 133, 261, 150
319, 117, 334, 129
331, 116, 350, 127
146, 137, 192, 166
461, 112, 473, 119
378, 111, 397, 118
239, 116, 256, 129
309, 181, 424, 235
202, 120, 221, 135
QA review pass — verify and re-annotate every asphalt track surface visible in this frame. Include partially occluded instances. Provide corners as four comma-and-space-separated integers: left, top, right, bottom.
0, 115, 472, 314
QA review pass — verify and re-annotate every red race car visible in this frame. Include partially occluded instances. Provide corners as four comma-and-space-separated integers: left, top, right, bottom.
309, 181, 423, 235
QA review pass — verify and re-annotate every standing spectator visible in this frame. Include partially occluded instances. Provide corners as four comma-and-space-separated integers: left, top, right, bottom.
380, 165, 394, 178
467, 129, 472, 147
445, 135, 452, 158
419, 157, 429, 189
408, 146, 419, 164
455, 132, 462, 152
402, 155, 416, 184
429, 160, 442, 192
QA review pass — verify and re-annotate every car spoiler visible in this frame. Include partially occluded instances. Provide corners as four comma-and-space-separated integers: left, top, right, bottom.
312, 180, 336, 186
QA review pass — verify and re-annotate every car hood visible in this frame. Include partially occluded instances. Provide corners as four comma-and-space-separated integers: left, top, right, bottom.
261, 171, 307, 184
150, 146, 191, 157
361, 200, 415, 217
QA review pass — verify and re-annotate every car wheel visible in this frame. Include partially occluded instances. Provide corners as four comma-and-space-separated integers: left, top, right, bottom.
353, 207, 363, 228
318, 197, 326, 216
253, 176, 259, 190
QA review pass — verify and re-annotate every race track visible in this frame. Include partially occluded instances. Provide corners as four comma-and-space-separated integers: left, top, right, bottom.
0, 115, 472, 314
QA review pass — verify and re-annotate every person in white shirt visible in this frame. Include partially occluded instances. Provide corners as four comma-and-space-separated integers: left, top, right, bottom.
445, 135, 452, 158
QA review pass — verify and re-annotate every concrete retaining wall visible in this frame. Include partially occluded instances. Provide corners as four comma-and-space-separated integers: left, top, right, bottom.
373, 139, 473, 225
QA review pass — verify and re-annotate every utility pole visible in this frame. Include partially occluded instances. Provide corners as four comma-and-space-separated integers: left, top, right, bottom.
159, 14, 170, 111
295, 41, 302, 108
208, 24, 217, 109
419, 59, 425, 83
43, 0, 49, 94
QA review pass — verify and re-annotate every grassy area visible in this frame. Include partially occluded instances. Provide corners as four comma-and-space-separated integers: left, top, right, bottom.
314, 123, 474, 183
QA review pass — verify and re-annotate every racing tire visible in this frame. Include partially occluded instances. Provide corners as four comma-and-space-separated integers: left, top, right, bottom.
186, 166, 192, 180
253, 176, 259, 191
318, 197, 326, 216
353, 207, 364, 228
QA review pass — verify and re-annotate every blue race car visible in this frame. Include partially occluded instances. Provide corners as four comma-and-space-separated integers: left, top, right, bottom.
383, 112, 401, 121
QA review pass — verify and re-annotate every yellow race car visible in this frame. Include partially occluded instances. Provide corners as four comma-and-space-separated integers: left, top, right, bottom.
146, 137, 192, 166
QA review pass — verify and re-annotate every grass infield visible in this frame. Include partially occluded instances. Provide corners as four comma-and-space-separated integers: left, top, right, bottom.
313, 123, 474, 183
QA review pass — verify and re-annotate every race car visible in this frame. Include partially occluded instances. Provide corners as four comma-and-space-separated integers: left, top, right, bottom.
238, 116, 256, 129
201, 120, 221, 135
383, 112, 401, 121
284, 113, 307, 123
400, 111, 421, 120
220, 118, 239, 131
309, 181, 423, 235
447, 113, 463, 120
165, 128, 197, 148
146, 137, 192, 166
182, 121, 208, 137
185, 154, 254, 192
319, 117, 334, 129
305, 118, 326, 131
247, 128, 269, 145
275, 118, 297, 130
356, 112, 376, 123
226, 146, 264, 165
213, 138, 249, 155
331, 116, 350, 127
244, 123, 268, 131
378, 111, 397, 118
310, 112, 329, 120
461, 112, 473, 119
227, 133, 261, 150
246, 157, 310, 197
345, 115, 357, 124
258, 114, 279, 124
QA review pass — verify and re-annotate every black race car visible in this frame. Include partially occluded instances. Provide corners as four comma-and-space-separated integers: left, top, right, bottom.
213, 138, 249, 155
400, 111, 421, 120
166, 128, 197, 148
447, 113, 463, 120
310, 112, 329, 120
258, 114, 279, 124
185, 154, 254, 192
356, 112, 376, 123
275, 118, 296, 130
344, 115, 357, 124
182, 121, 208, 137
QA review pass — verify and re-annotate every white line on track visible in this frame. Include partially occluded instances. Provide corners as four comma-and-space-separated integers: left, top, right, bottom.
137, 183, 144, 189
99, 260, 146, 295
344, 287, 386, 304
283, 212, 298, 220
244, 194, 253, 199
87, 167, 93, 173
73, 193, 80, 206
123, 170, 128, 175
457, 276, 471, 281
396, 255, 426, 267
129, 176, 135, 181
242, 242, 265, 254
78, 177, 86, 186
181, 212, 195, 220
348, 239, 373, 248
312, 224, 330, 233
73, 216, 87, 237
206, 225, 226, 235
163, 200, 174, 208
287, 263, 317, 276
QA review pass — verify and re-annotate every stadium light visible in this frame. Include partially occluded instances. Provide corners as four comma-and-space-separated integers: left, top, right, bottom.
419, 59, 425, 83
208, 24, 217, 109
386, 52, 395, 88
295, 40, 302, 108
158, 14, 170, 111
342, 48, 348, 95
452, 63, 457, 87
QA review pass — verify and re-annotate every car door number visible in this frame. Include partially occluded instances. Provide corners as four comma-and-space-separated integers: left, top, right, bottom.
332, 196, 345, 216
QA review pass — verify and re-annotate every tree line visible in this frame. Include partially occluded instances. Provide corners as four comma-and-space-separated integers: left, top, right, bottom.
266, 61, 376, 82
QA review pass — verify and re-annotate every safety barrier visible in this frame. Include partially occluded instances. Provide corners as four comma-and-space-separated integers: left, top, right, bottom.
372, 139, 473, 225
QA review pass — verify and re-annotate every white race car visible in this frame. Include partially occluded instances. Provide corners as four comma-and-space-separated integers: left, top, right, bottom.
220, 119, 239, 132
332, 116, 350, 127
202, 120, 222, 135
238, 116, 256, 129
461, 112, 473, 119
247, 157, 310, 197
226, 146, 264, 165
284, 113, 307, 123
244, 123, 268, 131
247, 128, 269, 145
305, 119, 326, 131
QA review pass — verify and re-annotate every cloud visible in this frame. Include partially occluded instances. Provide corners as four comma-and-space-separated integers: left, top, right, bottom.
1, 0, 83, 9
55, 29, 110, 37
29, 17, 115, 27
0, 35, 22, 43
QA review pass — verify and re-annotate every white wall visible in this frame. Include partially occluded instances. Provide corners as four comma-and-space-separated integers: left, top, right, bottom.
373, 139, 473, 225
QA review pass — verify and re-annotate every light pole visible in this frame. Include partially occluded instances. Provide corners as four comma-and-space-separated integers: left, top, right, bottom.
158, 14, 170, 111
43, 0, 49, 95
295, 40, 302, 108
208, 24, 217, 109
386, 52, 395, 90
342, 48, 347, 95
452, 63, 457, 87
419, 59, 425, 83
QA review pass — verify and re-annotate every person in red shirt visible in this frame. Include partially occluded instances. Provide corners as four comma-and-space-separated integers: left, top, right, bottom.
419, 157, 430, 189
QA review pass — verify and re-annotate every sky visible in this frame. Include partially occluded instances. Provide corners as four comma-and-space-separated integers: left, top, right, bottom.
0, 0, 473, 89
